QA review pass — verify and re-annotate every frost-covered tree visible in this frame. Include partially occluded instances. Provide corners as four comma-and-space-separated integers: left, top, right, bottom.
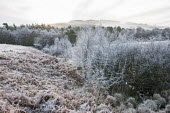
43, 36, 72, 57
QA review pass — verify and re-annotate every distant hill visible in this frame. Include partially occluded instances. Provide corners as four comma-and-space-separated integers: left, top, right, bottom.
49, 20, 166, 29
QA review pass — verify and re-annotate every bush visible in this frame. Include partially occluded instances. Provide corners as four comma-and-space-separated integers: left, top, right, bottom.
153, 94, 166, 108
165, 104, 170, 112
138, 99, 158, 111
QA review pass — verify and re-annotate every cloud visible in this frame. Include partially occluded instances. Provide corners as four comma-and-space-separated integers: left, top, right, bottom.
0, 0, 32, 25
125, 6, 170, 19
0, 15, 34, 25
72, 0, 126, 20
120, 5, 170, 25
72, 0, 95, 19
0, 0, 170, 26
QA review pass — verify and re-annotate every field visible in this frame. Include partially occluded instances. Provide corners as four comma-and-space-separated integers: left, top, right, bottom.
0, 25, 170, 112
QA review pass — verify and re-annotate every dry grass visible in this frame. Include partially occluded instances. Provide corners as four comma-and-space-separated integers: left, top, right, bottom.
0, 44, 97, 113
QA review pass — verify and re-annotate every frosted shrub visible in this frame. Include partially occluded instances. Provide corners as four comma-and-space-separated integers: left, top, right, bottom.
126, 97, 136, 108
95, 104, 111, 112
137, 106, 154, 113
122, 108, 136, 113
153, 94, 166, 108
165, 104, 170, 112
138, 99, 158, 111
105, 95, 117, 106
114, 93, 124, 103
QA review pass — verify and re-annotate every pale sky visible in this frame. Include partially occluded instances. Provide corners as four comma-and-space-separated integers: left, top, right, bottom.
0, 0, 170, 26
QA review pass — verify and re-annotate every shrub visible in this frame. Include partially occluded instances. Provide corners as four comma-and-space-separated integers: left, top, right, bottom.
126, 97, 136, 108
138, 99, 158, 111
137, 106, 154, 113
105, 95, 117, 106
153, 94, 166, 108
122, 108, 136, 113
165, 104, 170, 113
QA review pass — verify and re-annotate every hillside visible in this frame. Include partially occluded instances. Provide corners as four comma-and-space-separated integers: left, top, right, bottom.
0, 44, 96, 112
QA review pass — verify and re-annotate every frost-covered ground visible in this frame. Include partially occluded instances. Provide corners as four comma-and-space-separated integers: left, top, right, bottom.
0, 44, 169, 113
0, 44, 95, 112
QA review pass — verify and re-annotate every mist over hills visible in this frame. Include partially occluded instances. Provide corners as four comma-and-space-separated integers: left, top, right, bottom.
49, 20, 166, 29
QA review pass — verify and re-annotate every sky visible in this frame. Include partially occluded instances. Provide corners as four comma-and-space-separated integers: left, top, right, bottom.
0, 0, 170, 26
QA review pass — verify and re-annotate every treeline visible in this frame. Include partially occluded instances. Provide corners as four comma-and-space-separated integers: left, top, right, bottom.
0, 23, 77, 47
1, 23, 170, 48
